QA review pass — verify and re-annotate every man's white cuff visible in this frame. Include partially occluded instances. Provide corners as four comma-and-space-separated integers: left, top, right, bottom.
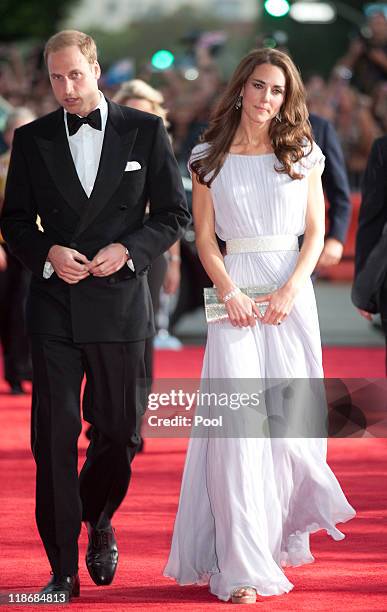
125, 248, 135, 271
43, 261, 54, 279
43, 255, 134, 277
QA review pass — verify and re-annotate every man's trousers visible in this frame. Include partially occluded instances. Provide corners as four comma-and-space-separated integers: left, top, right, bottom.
30, 335, 146, 575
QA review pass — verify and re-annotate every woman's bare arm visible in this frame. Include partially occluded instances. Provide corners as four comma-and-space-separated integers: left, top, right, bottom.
258, 165, 325, 325
193, 175, 260, 327
287, 165, 326, 291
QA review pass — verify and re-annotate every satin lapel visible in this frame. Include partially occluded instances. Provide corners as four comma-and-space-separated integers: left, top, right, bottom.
73, 104, 138, 237
35, 111, 88, 216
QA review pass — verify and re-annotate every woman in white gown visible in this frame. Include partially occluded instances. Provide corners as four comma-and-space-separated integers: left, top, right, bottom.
164, 48, 355, 603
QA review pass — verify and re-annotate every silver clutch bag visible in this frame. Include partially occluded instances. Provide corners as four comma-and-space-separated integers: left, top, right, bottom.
203, 284, 278, 323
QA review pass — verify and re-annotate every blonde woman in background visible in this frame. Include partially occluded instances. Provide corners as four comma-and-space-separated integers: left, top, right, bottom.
114, 79, 182, 386
114, 79, 169, 128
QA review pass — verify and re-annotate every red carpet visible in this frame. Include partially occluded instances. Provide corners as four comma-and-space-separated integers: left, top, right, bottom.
0, 346, 386, 611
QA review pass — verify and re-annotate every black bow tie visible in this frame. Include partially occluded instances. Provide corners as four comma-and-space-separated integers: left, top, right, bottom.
66, 108, 102, 136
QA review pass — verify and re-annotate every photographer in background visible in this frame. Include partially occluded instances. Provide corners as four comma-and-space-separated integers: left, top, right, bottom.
336, 11, 387, 95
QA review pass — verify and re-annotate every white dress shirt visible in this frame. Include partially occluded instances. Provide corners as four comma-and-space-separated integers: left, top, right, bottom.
65, 92, 108, 197
44, 93, 133, 277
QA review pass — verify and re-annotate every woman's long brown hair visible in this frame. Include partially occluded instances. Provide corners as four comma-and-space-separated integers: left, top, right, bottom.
190, 48, 313, 185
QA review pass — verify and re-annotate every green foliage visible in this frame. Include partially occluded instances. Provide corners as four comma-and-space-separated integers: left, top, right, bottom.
82, 1, 370, 79
0, 0, 80, 40
0, 0, 367, 80
88, 7, 229, 71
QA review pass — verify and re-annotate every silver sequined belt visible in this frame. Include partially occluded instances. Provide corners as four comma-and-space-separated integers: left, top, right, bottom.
226, 235, 299, 254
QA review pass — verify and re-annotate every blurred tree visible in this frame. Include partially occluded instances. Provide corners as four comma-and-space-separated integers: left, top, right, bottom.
89, 8, 224, 68
0, 0, 80, 40
87, 7, 256, 74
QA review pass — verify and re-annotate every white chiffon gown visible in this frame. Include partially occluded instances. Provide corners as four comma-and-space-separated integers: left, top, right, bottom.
164, 142, 356, 601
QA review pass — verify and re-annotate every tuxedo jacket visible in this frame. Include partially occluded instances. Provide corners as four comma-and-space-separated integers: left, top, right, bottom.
309, 113, 351, 244
352, 136, 387, 313
1, 100, 190, 342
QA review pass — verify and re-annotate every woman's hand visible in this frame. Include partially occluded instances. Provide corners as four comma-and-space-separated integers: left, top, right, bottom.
255, 284, 298, 326
224, 291, 261, 328
0, 245, 7, 271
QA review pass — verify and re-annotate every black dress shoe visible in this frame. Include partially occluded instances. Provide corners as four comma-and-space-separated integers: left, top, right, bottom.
40, 573, 80, 599
9, 381, 25, 395
86, 523, 118, 585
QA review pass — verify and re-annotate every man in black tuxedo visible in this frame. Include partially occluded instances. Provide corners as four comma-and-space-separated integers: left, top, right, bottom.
309, 113, 352, 269
1, 30, 189, 598
352, 136, 387, 372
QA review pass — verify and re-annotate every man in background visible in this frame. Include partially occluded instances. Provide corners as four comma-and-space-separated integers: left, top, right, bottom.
352, 136, 387, 373
0, 108, 35, 393
309, 112, 352, 271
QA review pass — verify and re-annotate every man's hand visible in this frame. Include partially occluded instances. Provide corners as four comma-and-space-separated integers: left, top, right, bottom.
0, 245, 7, 271
316, 237, 344, 268
357, 308, 373, 322
88, 243, 129, 277
48, 245, 90, 284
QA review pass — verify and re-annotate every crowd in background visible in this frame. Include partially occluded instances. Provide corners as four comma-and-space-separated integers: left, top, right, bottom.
0, 11, 386, 394
0, 10, 386, 187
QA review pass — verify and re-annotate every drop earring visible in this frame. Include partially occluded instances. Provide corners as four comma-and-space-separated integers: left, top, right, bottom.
275, 112, 282, 122
235, 95, 242, 110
